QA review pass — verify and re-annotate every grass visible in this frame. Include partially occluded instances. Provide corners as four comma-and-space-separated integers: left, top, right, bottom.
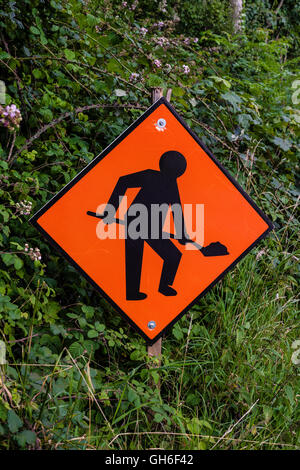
1, 203, 299, 450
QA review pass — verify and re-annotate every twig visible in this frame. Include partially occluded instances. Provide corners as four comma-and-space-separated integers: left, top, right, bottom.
10, 103, 146, 164
210, 399, 259, 449
108, 428, 297, 448
177, 313, 194, 406
65, 348, 116, 440
7, 131, 16, 161
275, 0, 284, 15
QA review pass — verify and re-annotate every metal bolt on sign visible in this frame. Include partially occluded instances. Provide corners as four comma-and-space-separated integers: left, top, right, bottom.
148, 321, 156, 330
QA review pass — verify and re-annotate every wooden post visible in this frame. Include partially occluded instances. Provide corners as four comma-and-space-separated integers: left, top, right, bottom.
151, 87, 163, 104
147, 87, 172, 368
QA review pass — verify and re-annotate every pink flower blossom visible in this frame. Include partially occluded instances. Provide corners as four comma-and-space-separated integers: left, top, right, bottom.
153, 59, 162, 68
0, 104, 22, 131
154, 21, 165, 30
155, 37, 169, 47
16, 200, 33, 216
182, 65, 190, 74
130, 72, 140, 81
131, 0, 138, 10
139, 27, 148, 36
23, 243, 42, 261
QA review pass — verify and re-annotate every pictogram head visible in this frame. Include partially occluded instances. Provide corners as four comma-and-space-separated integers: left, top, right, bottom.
159, 150, 187, 179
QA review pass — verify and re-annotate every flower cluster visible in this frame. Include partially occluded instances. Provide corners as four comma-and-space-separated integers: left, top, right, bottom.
153, 59, 162, 68
24, 244, 42, 261
16, 200, 33, 215
158, 0, 167, 13
256, 249, 266, 260
131, 0, 138, 10
129, 72, 140, 82
182, 64, 190, 74
0, 104, 22, 131
153, 21, 165, 30
139, 27, 148, 36
182, 37, 199, 46
154, 36, 169, 48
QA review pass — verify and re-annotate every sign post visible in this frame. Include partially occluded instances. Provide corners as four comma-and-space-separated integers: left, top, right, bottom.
147, 87, 171, 367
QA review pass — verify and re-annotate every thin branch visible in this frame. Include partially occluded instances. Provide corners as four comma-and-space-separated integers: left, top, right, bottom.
211, 399, 259, 449
10, 103, 146, 164
7, 131, 16, 161
108, 429, 297, 449
275, 0, 284, 14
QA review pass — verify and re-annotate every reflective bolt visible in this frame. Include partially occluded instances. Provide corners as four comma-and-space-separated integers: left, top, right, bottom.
148, 321, 156, 330
157, 118, 166, 128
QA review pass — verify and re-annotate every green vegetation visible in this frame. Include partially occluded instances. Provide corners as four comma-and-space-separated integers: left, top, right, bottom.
0, 0, 299, 450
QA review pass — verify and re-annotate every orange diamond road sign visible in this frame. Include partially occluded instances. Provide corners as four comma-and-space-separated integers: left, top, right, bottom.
31, 97, 273, 344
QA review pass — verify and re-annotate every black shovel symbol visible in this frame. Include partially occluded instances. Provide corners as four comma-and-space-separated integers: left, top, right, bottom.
86, 211, 229, 257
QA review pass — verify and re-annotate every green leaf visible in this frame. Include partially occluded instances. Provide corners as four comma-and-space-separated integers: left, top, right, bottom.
106, 59, 122, 73
146, 74, 165, 87
39, 108, 53, 122
86, 14, 98, 27
78, 317, 87, 328
211, 75, 231, 88
7, 410, 23, 433
14, 256, 23, 271
154, 413, 164, 423
115, 89, 127, 97
33, 69, 43, 79
30, 26, 40, 35
173, 326, 183, 340
0, 51, 10, 59
221, 91, 243, 108
69, 341, 85, 357
127, 388, 138, 403
236, 328, 245, 347
130, 349, 142, 361
95, 322, 105, 332
64, 49, 76, 61
1, 253, 14, 266
151, 370, 159, 385
272, 137, 292, 152
172, 86, 185, 97
263, 406, 273, 423
187, 417, 212, 434
285, 385, 294, 406
87, 329, 98, 338
81, 305, 95, 319
0, 340, 6, 365
0, 400, 8, 421
16, 430, 36, 447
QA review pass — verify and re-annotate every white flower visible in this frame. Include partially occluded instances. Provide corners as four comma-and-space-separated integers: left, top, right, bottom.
182, 65, 190, 74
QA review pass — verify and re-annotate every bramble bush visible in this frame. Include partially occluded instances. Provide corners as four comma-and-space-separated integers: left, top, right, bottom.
0, 0, 299, 450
